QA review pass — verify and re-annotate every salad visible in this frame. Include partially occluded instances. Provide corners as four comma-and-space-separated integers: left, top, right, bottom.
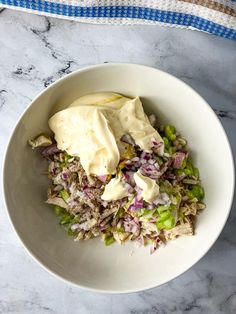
29, 93, 205, 253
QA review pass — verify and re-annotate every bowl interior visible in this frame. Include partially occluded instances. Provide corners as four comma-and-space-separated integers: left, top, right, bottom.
4, 64, 234, 293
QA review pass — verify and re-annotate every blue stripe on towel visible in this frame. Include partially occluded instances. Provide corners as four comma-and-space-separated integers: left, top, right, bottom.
0, 0, 235, 39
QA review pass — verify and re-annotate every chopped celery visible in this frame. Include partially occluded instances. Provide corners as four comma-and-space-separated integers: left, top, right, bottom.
187, 185, 204, 201
64, 153, 73, 163
175, 169, 185, 176
159, 180, 172, 194
168, 146, 176, 155
60, 213, 72, 225
184, 168, 193, 176
105, 236, 115, 246
164, 125, 176, 141
156, 205, 176, 231
60, 189, 69, 201
193, 167, 199, 179
142, 209, 157, 218
60, 162, 66, 169
181, 157, 187, 169
172, 193, 181, 207
68, 228, 77, 236
156, 214, 175, 230
162, 216, 175, 230
163, 137, 170, 150
157, 205, 170, 213
54, 205, 65, 215
159, 210, 170, 220
185, 159, 194, 176
116, 226, 125, 233
71, 214, 80, 224
156, 220, 165, 230
175, 159, 198, 177
115, 207, 125, 218
135, 208, 146, 217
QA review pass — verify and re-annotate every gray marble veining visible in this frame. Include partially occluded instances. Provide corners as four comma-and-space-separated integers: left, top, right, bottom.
0, 8, 236, 314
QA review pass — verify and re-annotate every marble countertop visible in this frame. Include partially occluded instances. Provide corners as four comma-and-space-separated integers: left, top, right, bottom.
0, 8, 236, 314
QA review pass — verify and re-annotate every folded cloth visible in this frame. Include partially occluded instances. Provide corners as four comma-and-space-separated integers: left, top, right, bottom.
0, 0, 235, 39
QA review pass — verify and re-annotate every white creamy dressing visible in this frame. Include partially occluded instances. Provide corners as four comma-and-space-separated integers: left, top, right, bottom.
101, 176, 129, 201
48, 92, 163, 202
133, 170, 159, 203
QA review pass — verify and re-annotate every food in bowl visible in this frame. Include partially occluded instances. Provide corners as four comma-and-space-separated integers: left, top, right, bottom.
29, 92, 205, 253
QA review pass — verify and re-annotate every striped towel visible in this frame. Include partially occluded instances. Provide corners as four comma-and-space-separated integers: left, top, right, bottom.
0, 0, 235, 39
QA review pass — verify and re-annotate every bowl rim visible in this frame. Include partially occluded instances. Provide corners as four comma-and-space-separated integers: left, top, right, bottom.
2, 63, 235, 294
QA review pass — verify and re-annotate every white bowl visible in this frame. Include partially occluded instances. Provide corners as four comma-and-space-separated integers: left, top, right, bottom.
3, 64, 234, 293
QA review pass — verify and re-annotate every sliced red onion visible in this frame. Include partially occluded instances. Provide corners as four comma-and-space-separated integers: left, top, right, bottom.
136, 235, 145, 247
71, 223, 80, 231
150, 236, 162, 254
128, 194, 143, 211
162, 172, 176, 180
152, 139, 164, 150
124, 182, 134, 194
123, 173, 130, 181
61, 171, 69, 181
140, 151, 152, 160
123, 171, 135, 186
100, 225, 109, 231
140, 163, 160, 179
150, 245, 157, 254
124, 217, 140, 234
146, 203, 155, 210
97, 175, 107, 183
67, 198, 81, 208
172, 151, 187, 169
152, 192, 170, 206
135, 186, 143, 201
83, 188, 95, 200
148, 159, 156, 165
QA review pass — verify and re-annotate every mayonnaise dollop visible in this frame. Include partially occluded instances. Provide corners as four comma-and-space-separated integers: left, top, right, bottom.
49, 92, 163, 176
133, 170, 159, 203
101, 176, 129, 201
